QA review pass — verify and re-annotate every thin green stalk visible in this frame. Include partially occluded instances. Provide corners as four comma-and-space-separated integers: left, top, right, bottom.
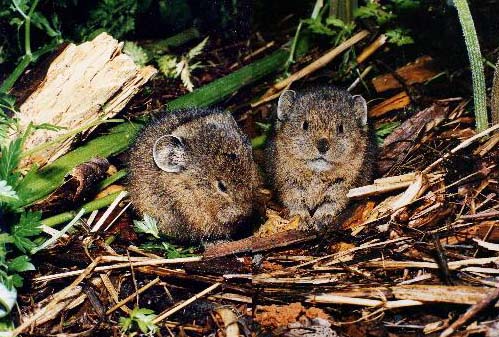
0, 55, 31, 93
22, 118, 123, 158
25, 0, 40, 56
454, 0, 489, 132
143, 27, 200, 54
98, 169, 127, 190
41, 191, 122, 227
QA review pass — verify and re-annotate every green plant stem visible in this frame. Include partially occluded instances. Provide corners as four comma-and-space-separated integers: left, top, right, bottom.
143, 27, 200, 54
41, 191, 122, 228
454, 0, 489, 132
0, 40, 57, 94
25, 0, 40, 56
0, 56, 31, 94
98, 169, 127, 190
21, 118, 123, 158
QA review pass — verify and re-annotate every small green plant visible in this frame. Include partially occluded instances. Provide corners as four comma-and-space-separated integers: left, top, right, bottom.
133, 214, 159, 239
375, 121, 401, 145
0, 96, 46, 322
123, 41, 151, 67
140, 241, 197, 259
157, 37, 209, 92
385, 28, 414, 46
119, 307, 158, 336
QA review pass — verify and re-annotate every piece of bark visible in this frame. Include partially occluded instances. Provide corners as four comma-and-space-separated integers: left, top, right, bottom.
372, 56, 440, 93
31, 157, 109, 214
368, 91, 411, 118
378, 103, 449, 174
203, 230, 316, 259
14, 32, 157, 169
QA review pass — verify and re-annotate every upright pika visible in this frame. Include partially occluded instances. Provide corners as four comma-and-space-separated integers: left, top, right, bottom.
127, 108, 260, 243
265, 87, 375, 229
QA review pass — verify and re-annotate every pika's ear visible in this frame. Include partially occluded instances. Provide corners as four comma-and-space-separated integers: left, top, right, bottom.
352, 95, 368, 127
277, 90, 296, 121
153, 135, 186, 172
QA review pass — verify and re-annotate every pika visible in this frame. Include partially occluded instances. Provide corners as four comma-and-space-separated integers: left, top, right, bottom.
127, 108, 261, 243
265, 87, 375, 229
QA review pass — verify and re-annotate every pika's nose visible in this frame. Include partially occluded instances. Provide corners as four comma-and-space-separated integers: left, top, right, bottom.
316, 138, 330, 154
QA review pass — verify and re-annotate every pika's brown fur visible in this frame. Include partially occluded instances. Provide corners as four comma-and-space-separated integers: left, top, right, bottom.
127, 108, 260, 243
266, 87, 375, 229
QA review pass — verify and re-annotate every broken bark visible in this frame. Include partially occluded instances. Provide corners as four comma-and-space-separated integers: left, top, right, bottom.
14, 32, 157, 169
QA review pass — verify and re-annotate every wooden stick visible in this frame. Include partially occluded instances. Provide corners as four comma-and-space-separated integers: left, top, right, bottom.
262, 30, 369, 98
308, 294, 423, 309
440, 286, 499, 337
106, 278, 160, 314
34, 256, 202, 282
153, 282, 221, 324
356, 34, 387, 64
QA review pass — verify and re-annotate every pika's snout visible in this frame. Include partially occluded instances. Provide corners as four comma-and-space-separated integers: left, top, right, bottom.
316, 137, 330, 154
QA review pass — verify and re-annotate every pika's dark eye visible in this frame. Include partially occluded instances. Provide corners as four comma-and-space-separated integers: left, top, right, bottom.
302, 121, 309, 130
217, 180, 227, 193
227, 153, 237, 160
337, 124, 344, 134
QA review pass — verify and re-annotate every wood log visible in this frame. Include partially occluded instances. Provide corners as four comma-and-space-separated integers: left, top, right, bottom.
14, 32, 157, 169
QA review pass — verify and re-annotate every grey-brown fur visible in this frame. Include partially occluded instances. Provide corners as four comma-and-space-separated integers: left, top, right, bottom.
127, 108, 260, 243
266, 87, 375, 229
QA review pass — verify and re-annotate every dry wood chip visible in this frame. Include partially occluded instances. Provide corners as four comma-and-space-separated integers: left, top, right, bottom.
372, 56, 440, 93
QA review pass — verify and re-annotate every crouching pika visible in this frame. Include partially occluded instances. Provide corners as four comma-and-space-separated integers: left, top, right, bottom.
265, 87, 375, 229
127, 108, 261, 243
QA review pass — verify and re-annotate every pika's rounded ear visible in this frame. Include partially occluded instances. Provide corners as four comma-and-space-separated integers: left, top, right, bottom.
352, 95, 368, 127
153, 135, 186, 172
277, 90, 296, 121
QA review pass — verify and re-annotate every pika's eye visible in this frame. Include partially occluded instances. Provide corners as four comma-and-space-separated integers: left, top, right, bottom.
337, 124, 344, 134
302, 121, 309, 130
227, 153, 237, 160
217, 180, 228, 193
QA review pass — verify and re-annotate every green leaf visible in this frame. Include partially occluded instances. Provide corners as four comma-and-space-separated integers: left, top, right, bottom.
123, 41, 150, 66
376, 121, 401, 144
7, 255, 34, 272
385, 28, 415, 46
354, 2, 396, 25
133, 214, 159, 238
0, 138, 23, 185
0, 180, 18, 203
0, 282, 16, 318
119, 307, 157, 334
186, 37, 209, 60
11, 211, 42, 253
157, 54, 178, 78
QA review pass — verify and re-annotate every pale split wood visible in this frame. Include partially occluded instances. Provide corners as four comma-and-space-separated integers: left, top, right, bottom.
15, 32, 157, 169
214, 308, 240, 337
